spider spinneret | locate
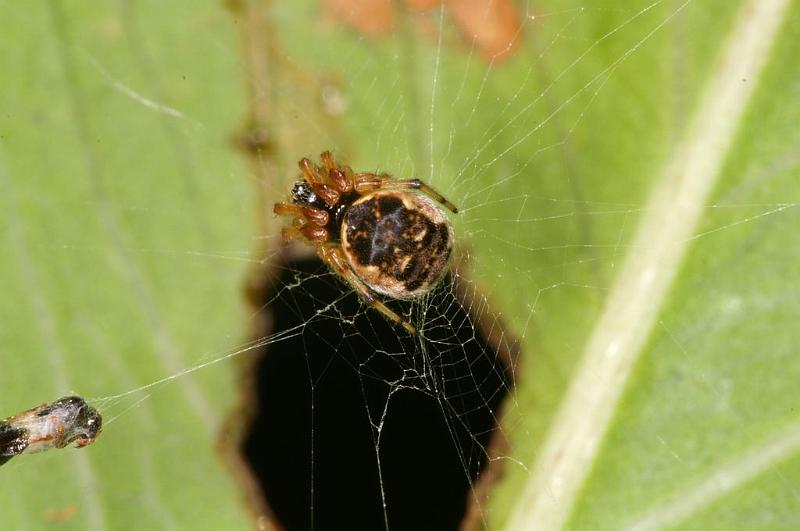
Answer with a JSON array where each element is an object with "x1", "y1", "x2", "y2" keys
[{"x1": 274, "y1": 151, "x2": 458, "y2": 334}]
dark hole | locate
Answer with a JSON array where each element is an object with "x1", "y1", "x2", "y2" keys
[{"x1": 242, "y1": 257, "x2": 511, "y2": 531}]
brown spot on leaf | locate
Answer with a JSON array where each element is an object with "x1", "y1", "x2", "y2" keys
[
  {"x1": 42, "y1": 505, "x2": 77, "y2": 523},
  {"x1": 324, "y1": 0, "x2": 394, "y2": 37},
  {"x1": 447, "y1": 0, "x2": 522, "y2": 62},
  {"x1": 325, "y1": 0, "x2": 523, "y2": 63}
]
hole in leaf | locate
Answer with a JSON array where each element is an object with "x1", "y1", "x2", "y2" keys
[{"x1": 240, "y1": 256, "x2": 514, "y2": 530}]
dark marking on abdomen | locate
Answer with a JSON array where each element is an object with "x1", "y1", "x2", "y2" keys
[{"x1": 344, "y1": 195, "x2": 452, "y2": 294}]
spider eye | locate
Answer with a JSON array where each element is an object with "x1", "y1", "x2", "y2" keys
[{"x1": 291, "y1": 181, "x2": 316, "y2": 206}]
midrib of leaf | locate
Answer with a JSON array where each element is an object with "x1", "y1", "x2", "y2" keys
[{"x1": 504, "y1": 0, "x2": 794, "y2": 529}]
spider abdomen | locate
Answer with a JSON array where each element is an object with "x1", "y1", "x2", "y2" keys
[{"x1": 342, "y1": 190, "x2": 454, "y2": 299}]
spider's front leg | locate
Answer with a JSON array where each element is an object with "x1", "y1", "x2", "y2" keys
[{"x1": 319, "y1": 245, "x2": 417, "y2": 334}]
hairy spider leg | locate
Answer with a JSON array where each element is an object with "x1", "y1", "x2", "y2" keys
[
  {"x1": 320, "y1": 150, "x2": 337, "y2": 171},
  {"x1": 318, "y1": 184, "x2": 342, "y2": 206},
  {"x1": 273, "y1": 202, "x2": 330, "y2": 226},
  {"x1": 297, "y1": 157, "x2": 340, "y2": 204},
  {"x1": 319, "y1": 245, "x2": 417, "y2": 334},
  {"x1": 353, "y1": 175, "x2": 459, "y2": 213},
  {"x1": 290, "y1": 157, "x2": 344, "y2": 208},
  {"x1": 281, "y1": 225, "x2": 328, "y2": 243},
  {"x1": 274, "y1": 202, "x2": 329, "y2": 241},
  {"x1": 315, "y1": 151, "x2": 354, "y2": 194},
  {"x1": 328, "y1": 167, "x2": 352, "y2": 192},
  {"x1": 299, "y1": 157, "x2": 327, "y2": 184}
]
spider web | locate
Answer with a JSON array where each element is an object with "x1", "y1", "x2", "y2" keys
[
  {"x1": 3, "y1": 0, "x2": 797, "y2": 529},
  {"x1": 226, "y1": 2, "x2": 688, "y2": 528}
]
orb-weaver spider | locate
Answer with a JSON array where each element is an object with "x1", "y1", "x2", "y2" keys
[{"x1": 274, "y1": 152, "x2": 458, "y2": 334}]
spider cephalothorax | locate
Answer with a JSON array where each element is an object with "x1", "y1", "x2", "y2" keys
[{"x1": 274, "y1": 151, "x2": 458, "y2": 334}]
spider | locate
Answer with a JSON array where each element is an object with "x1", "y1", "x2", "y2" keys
[{"x1": 274, "y1": 151, "x2": 458, "y2": 334}]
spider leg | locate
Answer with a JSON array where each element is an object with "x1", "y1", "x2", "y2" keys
[
  {"x1": 351, "y1": 173, "x2": 386, "y2": 194},
  {"x1": 392, "y1": 179, "x2": 458, "y2": 213},
  {"x1": 299, "y1": 157, "x2": 326, "y2": 184},
  {"x1": 273, "y1": 202, "x2": 303, "y2": 217},
  {"x1": 317, "y1": 151, "x2": 353, "y2": 193},
  {"x1": 281, "y1": 225, "x2": 328, "y2": 243},
  {"x1": 297, "y1": 157, "x2": 342, "y2": 205},
  {"x1": 300, "y1": 153, "x2": 348, "y2": 193},
  {"x1": 353, "y1": 175, "x2": 458, "y2": 213},
  {"x1": 319, "y1": 245, "x2": 417, "y2": 334},
  {"x1": 274, "y1": 202, "x2": 329, "y2": 226},
  {"x1": 320, "y1": 151, "x2": 337, "y2": 171}
]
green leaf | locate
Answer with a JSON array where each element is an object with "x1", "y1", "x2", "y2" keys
[
  {"x1": 1, "y1": 0, "x2": 797, "y2": 529},
  {"x1": 0, "y1": 1, "x2": 251, "y2": 528}
]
